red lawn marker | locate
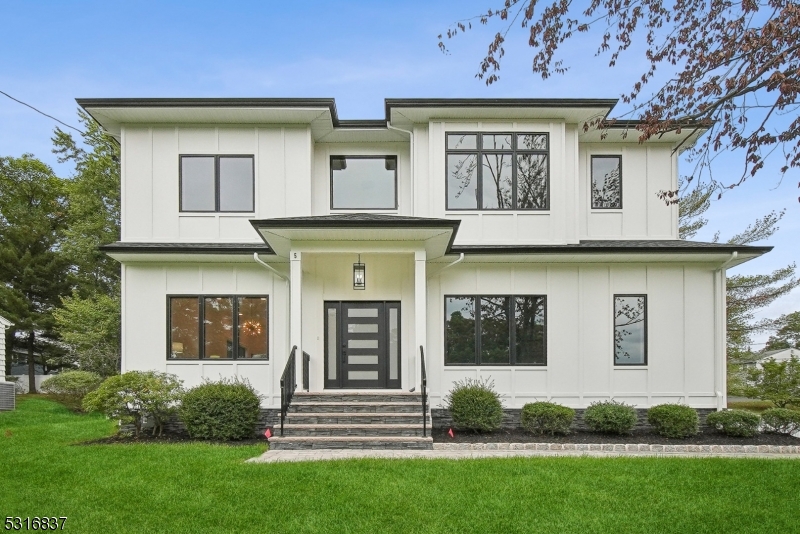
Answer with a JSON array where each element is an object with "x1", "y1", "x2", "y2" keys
[
  {"x1": 264, "y1": 428, "x2": 272, "y2": 439},
  {"x1": 448, "y1": 428, "x2": 454, "y2": 438}
]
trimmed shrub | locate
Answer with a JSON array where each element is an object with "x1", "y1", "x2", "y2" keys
[
  {"x1": 520, "y1": 402, "x2": 575, "y2": 435},
  {"x1": 41, "y1": 371, "x2": 103, "y2": 411},
  {"x1": 761, "y1": 408, "x2": 800, "y2": 435},
  {"x1": 584, "y1": 400, "x2": 638, "y2": 434},
  {"x1": 706, "y1": 409, "x2": 760, "y2": 437},
  {"x1": 647, "y1": 404, "x2": 699, "y2": 438},
  {"x1": 83, "y1": 371, "x2": 183, "y2": 436},
  {"x1": 180, "y1": 378, "x2": 262, "y2": 441},
  {"x1": 444, "y1": 377, "x2": 503, "y2": 432}
]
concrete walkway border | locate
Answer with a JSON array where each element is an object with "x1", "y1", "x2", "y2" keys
[{"x1": 248, "y1": 442, "x2": 800, "y2": 463}]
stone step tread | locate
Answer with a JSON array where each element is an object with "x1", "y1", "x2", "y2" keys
[
  {"x1": 292, "y1": 401, "x2": 422, "y2": 406},
  {"x1": 283, "y1": 423, "x2": 425, "y2": 429},
  {"x1": 270, "y1": 436, "x2": 433, "y2": 442},
  {"x1": 287, "y1": 412, "x2": 429, "y2": 417}
]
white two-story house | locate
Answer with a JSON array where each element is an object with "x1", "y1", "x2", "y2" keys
[{"x1": 81, "y1": 97, "x2": 769, "y2": 446}]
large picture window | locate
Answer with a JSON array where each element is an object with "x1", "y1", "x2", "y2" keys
[
  {"x1": 180, "y1": 155, "x2": 254, "y2": 212},
  {"x1": 446, "y1": 133, "x2": 549, "y2": 210},
  {"x1": 330, "y1": 156, "x2": 397, "y2": 210},
  {"x1": 168, "y1": 295, "x2": 268, "y2": 360},
  {"x1": 445, "y1": 295, "x2": 546, "y2": 365},
  {"x1": 591, "y1": 155, "x2": 622, "y2": 209},
  {"x1": 614, "y1": 295, "x2": 646, "y2": 365}
]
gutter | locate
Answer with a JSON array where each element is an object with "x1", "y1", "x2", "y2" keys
[
  {"x1": 253, "y1": 253, "x2": 289, "y2": 281},
  {"x1": 428, "y1": 253, "x2": 465, "y2": 279},
  {"x1": 386, "y1": 122, "x2": 413, "y2": 211},
  {"x1": 714, "y1": 251, "x2": 737, "y2": 411}
]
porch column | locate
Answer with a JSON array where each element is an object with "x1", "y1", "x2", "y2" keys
[
  {"x1": 290, "y1": 250, "x2": 302, "y2": 386},
  {"x1": 414, "y1": 250, "x2": 427, "y2": 388}
]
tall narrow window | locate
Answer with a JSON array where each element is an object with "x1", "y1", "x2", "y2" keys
[
  {"x1": 180, "y1": 155, "x2": 254, "y2": 212},
  {"x1": 330, "y1": 156, "x2": 397, "y2": 209},
  {"x1": 614, "y1": 295, "x2": 647, "y2": 365},
  {"x1": 514, "y1": 296, "x2": 546, "y2": 365},
  {"x1": 445, "y1": 297, "x2": 476, "y2": 364},
  {"x1": 237, "y1": 297, "x2": 268, "y2": 359},
  {"x1": 446, "y1": 132, "x2": 549, "y2": 210},
  {"x1": 591, "y1": 155, "x2": 622, "y2": 209},
  {"x1": 204, "y1": 297, "x2": 234, "y2": 359},
  {"x1": 170, "y1": 298, "x2": 200, "y2": 359}
]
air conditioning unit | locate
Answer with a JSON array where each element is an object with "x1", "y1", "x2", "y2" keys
[{"x1": 0, "y1": 382, "x2": 15, "y2": 411}]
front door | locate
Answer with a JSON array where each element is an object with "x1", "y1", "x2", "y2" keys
[{"x1": 324, "y1": 301, "x2": 401, "y2": 389}]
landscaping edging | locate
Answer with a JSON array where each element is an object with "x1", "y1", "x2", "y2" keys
[{"x1": 433, "y1": 442, "x2": 800, "y2": 454}]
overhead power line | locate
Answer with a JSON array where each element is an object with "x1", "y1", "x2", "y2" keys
[{"x1": 0, "y1": 89, "x2": 86, "y2": 135}]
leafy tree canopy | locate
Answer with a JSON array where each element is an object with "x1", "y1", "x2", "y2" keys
[
  {"x1": 440, "y1": 1, "x2": 800, "y2": 199},
  {"x1": 764, "y1": 311, "x2": 800, "y2": 350}
]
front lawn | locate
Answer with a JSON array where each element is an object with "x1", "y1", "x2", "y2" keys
[{"x1": 2, "y1": 399, "x2": 799, "y2": 534}]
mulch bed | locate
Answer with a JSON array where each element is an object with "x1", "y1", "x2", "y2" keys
[
  {"x1": 433, "y1": 428, "x2": 800, "y2": 446},
  {"x1": 78, "y1": 433, "x2": 268, "y2": 447}
]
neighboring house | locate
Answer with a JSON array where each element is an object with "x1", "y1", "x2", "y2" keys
[
  {"x1": 0, "y1": 314, "x2": 10, "y2": 379},
  {"x1": 742, "y1": 348, "x2": 800, "y2": 369},
  {"x1": 80, "y1": 97, "x2": 771, "y2": 426}
]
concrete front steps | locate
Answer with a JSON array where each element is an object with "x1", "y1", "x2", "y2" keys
[{"x1": 268, "y1": 391, "x2": 433, "y2": 450}]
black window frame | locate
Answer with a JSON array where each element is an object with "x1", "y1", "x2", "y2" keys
[
  {"x1": 590, "y1": 155, "x2": 623, "y2": 210},
  {"x1": 329, "y1": 155, "x2": 399, "y2": 211},
  {"x1": 166, "y1": 294, "x2": 269, "y2": 361},
  {"x1": 444, "y1": 294, "x2": 547, "y2": 366},
  {"x1": 445, "y1": 132, "x2": 550, "y2": 211},
  {"x1": 613, "y1": 294, "x2": 647, "y2": 366},
  {"x1": 179, "y1": 155, "x2": 255, "y2": 213}
]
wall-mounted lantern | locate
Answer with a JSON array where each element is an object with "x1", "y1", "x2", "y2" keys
[{"x1": 353, "y1": 254, "x2": 366, "y2": 290}]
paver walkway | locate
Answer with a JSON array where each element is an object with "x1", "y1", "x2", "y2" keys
[{"x1": 248, "y1": 443, "x2": 800, "y2": 463}]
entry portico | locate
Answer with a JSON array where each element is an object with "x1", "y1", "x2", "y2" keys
[{"x1": 250, "y1": 214, "x2": 459, "y2": 392}]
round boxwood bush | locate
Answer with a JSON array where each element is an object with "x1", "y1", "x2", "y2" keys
[
  {"x1": 520, "y1": 402, "x2": 575, "y2": 435},
  {"x1": 760, "y1": 408, "x2": 800, "y2": 435},
  {"x1": 583, "y1": 400, "x2": 638, "y2": 434},
  {"x1": 647, "y1": 404, "x2": 699, "y2": 438},
  {"x1": 444, "y1": 377, "x2": 503, "y2": 432},
  {"x1": 41, "y1": 370, "x2": 103, "y2": 411},
  {"x1": 706, "y1": 409, "x2": 760, "y2": 437},
  {"x1": 179, "y1": 378, "x2": 261, "y2": 440}
]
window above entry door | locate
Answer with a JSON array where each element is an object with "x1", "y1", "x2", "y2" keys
[{"x1": 330, "y1": 156, "x2": 398, "y2": 210}]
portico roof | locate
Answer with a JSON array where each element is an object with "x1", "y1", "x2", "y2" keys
[{"x1": 250, "y1": 214, "x2": 460, "y2": 259}]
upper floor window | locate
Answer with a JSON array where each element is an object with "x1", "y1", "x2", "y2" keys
[
  {"x1": 330, "y1": 156, "x2": 397, "y2": 210},
  {"x1": 445, "y1": 295, "x2": 547, "y2": 365},
  {"x1": 446, "y1": 133, "x2": 549, "y2": 210},
  {"x1": 180, "y1": 155, "x2": 254, "y2": 212},
  {"x1": 614, "y1": 295, "x2": 646, "y2": 365},
  {"x1": 591, "y1": 155, "x2": 622, "y2": 209}
]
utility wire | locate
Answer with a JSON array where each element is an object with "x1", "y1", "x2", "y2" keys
[{"x1": 0, "y1": 89, "x2": 86, "y2": 135}]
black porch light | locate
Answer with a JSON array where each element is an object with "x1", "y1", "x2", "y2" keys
[{"x1": 353, "y1": 254, "x2": 366, "y2": 290}]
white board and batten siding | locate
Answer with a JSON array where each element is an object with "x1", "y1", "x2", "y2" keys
[
  {"x1": 427, "y1": 262, "x2": 718, "y2": 409},
  {"x1": 121, "y1": 125, "x2": 314, "y2": 243},
  {"x1": 0, "y1": 315, "x2": 13, "y2": 410},
  {"x1": 0, "y1": 314, "x2": 10, "y2": 379},
  {"x1": 122, "y1": 263, "x2": 286, "y2": 407}
]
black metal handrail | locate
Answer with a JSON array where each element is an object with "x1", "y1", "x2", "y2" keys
[
  {"x1": 420, "y1": 345, "x2": 428, "y2": 437},
  {"x1": 280, "y1": 345, "x2": 298, "y2": 437},
  {"x1": 302, "y1": 351, "x2": 310, "y2": 391}
]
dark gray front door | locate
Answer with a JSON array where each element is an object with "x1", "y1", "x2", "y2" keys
[{"x1": 324, "y1": 301, "x2": 401, "y2": 389}]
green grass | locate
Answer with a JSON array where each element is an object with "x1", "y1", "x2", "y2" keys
[
  {"x1": 2, "y1": 398, "x2": 800, "y2": 533},
  {"x1": 728, "y1": 400, "x2": 800, "y2": 412}
]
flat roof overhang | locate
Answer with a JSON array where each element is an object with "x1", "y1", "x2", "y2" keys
[
  {"x1": 100, "y1": 242, "x2": 273, "y2": 263},
  {"x1": 250, "y1": 214, "x2": 460, "y2": 259}
]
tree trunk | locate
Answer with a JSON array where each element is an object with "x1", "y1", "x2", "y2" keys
[{"x1": 27, "y1": 330, "x2": 36, "y2": 394}]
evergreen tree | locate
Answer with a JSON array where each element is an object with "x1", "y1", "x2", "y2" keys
[{"x1": 0, "y1": 155, "x2": 72, "y2": 392}]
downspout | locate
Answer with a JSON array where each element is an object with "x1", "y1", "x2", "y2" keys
[
  {"x1": 714, "y1": 251, "x2": 737, "y2": 411},
  {"x1": 386, "y1": 122, "x2": 414, "y2": 213},
  {"x1": 253, "y1": 253, "x2": 289, "y2": 281},
  {"x1": 428, "y1": 253, "x2": 465, "y2": 279}
]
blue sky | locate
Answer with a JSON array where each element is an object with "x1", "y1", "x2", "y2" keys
[{"x1": 1, "y1": 1, "x2": 798, "y2": 346}]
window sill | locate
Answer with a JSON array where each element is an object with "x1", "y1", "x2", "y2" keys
[
  {"x1": 444, "y1": 210, "x2": 551, "y2": 215},
  {"x1": 444, "y1": 364, "x2": 548, "y2": 368},
  {"x1": 178, "y1": 212, "x2": 256, "y2": 217},
  {"x1": 590, "y1": 209, "x2": 623, "y2": 214},
  {"x1": 613, "y1": 366, "x2": 647, "y2": 369},
  {"x1": 166, "y1": 359, "x2": 270, "y2": 363}
]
